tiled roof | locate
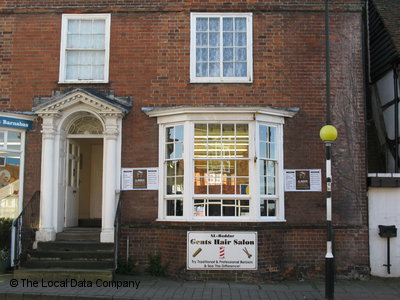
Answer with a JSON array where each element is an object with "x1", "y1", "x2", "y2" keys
[{"x1": 373, "y1": 0, "x2": 400, "y2": 54}]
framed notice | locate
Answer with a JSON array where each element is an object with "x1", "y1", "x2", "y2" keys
[
  {"x1": 121, "y1": 168, "x2": 158, "y2": 190},
  {"x1": 187, "y1": 231, "x2": 257, "y2": 270},
  {"x1": 284, "y1": 169, "x2": 321, "y2": 192}
]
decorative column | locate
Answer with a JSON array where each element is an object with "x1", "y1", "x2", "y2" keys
[
  {"x1": 100, "y1": 114, "x2": 121, "y2": 243},
  {"x1": 36, "y1": 115, "x2": 58, "y2": 242}
]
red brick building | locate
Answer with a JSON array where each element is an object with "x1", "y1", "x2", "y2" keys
[{"x1": 0, "y1": 0, "x2": 369, "y2": 281}]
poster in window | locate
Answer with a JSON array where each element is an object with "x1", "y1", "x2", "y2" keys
[{"x1": 0, "y1": 157, "x2": 5, "y2": 167}]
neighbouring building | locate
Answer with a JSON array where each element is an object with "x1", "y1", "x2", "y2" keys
[
  {"x1": 0, "y1": 0, "x2": 369, "y2": 281},
  {"x1": 367, "y1": 0, "x2": 400, "y2": 278}
]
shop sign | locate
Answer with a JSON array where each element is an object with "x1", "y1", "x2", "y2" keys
[
  {"x1": 284, "y1": 169, "x2": 321, "y2": 191},
  {"x1": 0, "y1": 116, "x2": 33, "y2": 130},
  {"x1": 121, "y1": 168, "x2": 158, "y2": 190},
  {"x1": 187, "y1": 231, "x2": 257, "y2": 270}
]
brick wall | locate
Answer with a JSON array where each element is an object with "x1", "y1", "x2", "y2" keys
[{"x1": 0, "y1": 0, "x2": 368, "y2": 280}]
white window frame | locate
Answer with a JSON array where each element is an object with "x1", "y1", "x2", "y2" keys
[
  {"x1": 150, "y1": 107, "x2": 291, "y2": 222},
  {"x1": 59, "y1": 14, "x2": 111, "y2": 84},
  {"x1": 190, "y1": 12, "x2": 253, "y2": 83}
]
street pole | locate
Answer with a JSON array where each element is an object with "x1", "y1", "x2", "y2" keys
[
  {"x1": 325, "y1": 141, "x2": 334, "y2": 299},
  {"x1": 323, "y1": 0, "x2": 334, "y2": 297}
]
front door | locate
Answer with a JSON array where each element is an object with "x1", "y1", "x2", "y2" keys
[{"x1": 65, "y1": 139, "x2": 80, "y2": 227}]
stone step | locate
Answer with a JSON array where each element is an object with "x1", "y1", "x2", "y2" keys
[
  {"x1": 63, "y1": 227, "x2": 101, "y2": 232},
  {"x1": 21, "y1": 259, "x2": 114, "y2": 269},
  {"x1": 14, "y1": 268, "x2": 113, "y2": 281},
  {"x1": 37, "y1": 241, "x2": 114, "y2": 252},
  {"x1": 56, "y1": 231, "x2": 100, "y2": 242},
  {"x1": 28, "y1": 250, "x2": 113, "y2": 261}
]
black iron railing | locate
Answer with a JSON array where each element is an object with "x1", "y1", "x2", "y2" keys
[
  {"x1": 114, "y1": 191, "x2": 124, "y2": 271},
  {"x1": 12, "y1": 191, "x2": 40, "y2": 267}
]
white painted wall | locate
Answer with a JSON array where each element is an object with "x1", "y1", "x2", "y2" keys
[{"x1": 369, "y1": 187, "x2": 400, "y2": 277}]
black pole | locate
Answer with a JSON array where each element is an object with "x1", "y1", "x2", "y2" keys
[
  {"x1": 325, "y1": 0, "x2": 331, "y2": 125},
  {"x1": 324, "y1": 0, "x2": 334, "y2": 299}
]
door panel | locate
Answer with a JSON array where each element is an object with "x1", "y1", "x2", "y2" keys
[{"x1": 65, "y1": 140, "x2": 80, "y2": 227}]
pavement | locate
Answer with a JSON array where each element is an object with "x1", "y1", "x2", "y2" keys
[{"x1": 1, "y1": 273, "x2": 400, "y2": 300}]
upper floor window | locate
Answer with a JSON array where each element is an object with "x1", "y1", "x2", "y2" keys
[
  {"x1": 59, "y1": 14, "x2": 111, "y2": 83},
  {"x1": 190, "y1": 13, "x2": 253, "y2": 83}
]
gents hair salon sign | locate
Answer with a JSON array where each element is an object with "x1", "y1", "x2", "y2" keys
[{"x1": 187, "y1": 231, "x2": 257, "y2": 270}]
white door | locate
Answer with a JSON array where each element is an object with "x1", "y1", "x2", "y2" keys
[{"x1": 65, "y1": 139, "x2": 80, "y2": 227}]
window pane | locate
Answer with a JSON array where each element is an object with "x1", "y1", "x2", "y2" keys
[
  {"x1": 223, "y1": 63, "x2": 234, "y2": 76},
  {"x1": 223, "y1": 18, "x2": 233, "y2": 31},
  {"x1": 209, "y1": 203, "x2": 221, "y2": 216},
  {"x1": 268, "y1": 200, "x2": 276, "y2": 216},
  {"x1": 235, "y1": 62, "x2": 247, "y2": 77},
  {"x1": 196, "y1": 63, "x2": 208, "y2": 77},
  {"x1": 236, "y1": 160, "x2": 248, "y2": 176},
  {"x1": 92, "y1": 34, "x2": 105, "y2": 49},
  {"x1": 194, "y1": 160, "x2": 207, "y2": 175},
  {"x1": 196, "y1": 48, "x2": 208, "y2": 61},
  {"x1": 166, "y1": 161, "x2": 175, "y2": 176},
  {"x1": 223, "y1": 32, "x2": 233, "y2": 46},
  {"x1": 195, "y1": 124, "x2": 207, "y2": 140},
  {"x1": 223, "y1": 206, "x2": 235, "y2": 216},
  {"x1": 235, "y1": 32, "x2": 246, "y2": 46},
  {"x1": 92, "y1": 20, "x2": 105, "y2": 34},
  {"x1": 166, "y1": 144, "x2": 174, "y2": 159},
  {"x1": 196, "y1": 33, "x2": 208, "y2": 46},
  {"x1": 7, "y1": 132, "x2": 21, "y2": 151},
  {"x1": 236, "y1": 124, "x2": 248, "y2": 138},
  {"x1": 68, "y1": 20, "x2": 79, "y2": 34},
  {"x1": 236, "y1": 48, "x2": 247, "y2": 61},
  {"x1": 209, "y1": 32, "x2": 220, "y2": 47},
  {"x1": 166, "y1": 200, "x2": 175, "y2": 216},
  {"x1": 208, "y1": 124, "x2": 220, "y2": 137},
  {"x1": 222, "y1": 160, "x2": 235, "y2": 176},
  {"x1": 66, "y1": 66, "x2": 79, "y2": 80},
  {"x1": 92, "y1": 66, "x2": 104, "y2": 80},
  {"x1": 166, "y1": 127, "x2": 175, "y2": 143},
  {"x1": 196, "y1": 18, "x2": 208, "y2": 31},
  {"x1": 80, "y1": 20, "x2": 92, "y2": 33},
  {"x1": 67, "y1": 34, "x2": 80, "y2": 48},
  {"x1": 260, "y1": 142, "x2": 267, "y2": 158},
  {"x1": 209, "y1": 48, "x2": 220, "y2": 61},
  {"x1": 222, "y1": 124, "x2": 234, "y2": 139},
  {"x1": 175, "y1": 126, "x2": 184, "y2": 142},
  {"x1": 166, "y1": 177, "x2": 174, "y2": 195},
  {"x1": 209, "y1": 63, "x2": 220, "y2": 77},
  {"x1": 209, "y1": 18, "x2": 220, "y2": 31},
  {"x1": 222, "y1": 177, "x2": 235, "y2": 194},
  {"x1": 0, "y1": 132, "x2": 4, "y2": 148},
  {"x1": 236, "y1": 177, "x2": 249, "y2": 194},
  {"x1": 235, "y1": 18, "x2": 246, "y2": 31},
  {"x1": 267, "y1": 176, "x2": 275, "y2": 195},
  {"x1": 176, "y1": 200, "x2": 183, "y2": 216},
  {"x1": 194, "y1": 177, "x2": 207, "y2": 194},
  {"x1": 79, "y1": 66, "x2": 92, "y2": 79},
  {"x1": 223, "y1": 48, "x2": 234, "y2": 62},
  {"x1": 269, "y1": 127, "x2": 277, "y2": 142},
  {"x1": 260, "y1": 125, "x2": 267, "y2": 142},
  {"x1": 176, "y1": 176, "x2": 184, "y2": 194}
]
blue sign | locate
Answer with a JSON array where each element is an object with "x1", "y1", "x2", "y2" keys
[{"x1": 0, "y1": 117, "x2": 33, "y2": 130}]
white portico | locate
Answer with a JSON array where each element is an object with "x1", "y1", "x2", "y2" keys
[{"x1": 34, "y1": 88, "x2": 131, "y2": 243}]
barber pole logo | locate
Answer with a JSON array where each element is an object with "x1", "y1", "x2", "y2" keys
[{"x1": 219, "y1": 247, "x2": 225, "y2": 259}]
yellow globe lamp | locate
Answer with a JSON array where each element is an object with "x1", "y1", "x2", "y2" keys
[{"x1": 320, "y1": 125, "x2": 338, "y2": 143}]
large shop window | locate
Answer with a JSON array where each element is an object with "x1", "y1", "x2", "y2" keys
[
  {"x1": 0, "y1": 130, "x2": 25, "y2": 219},
  {"x1": 59, "y1": 14, "x2": 111, "y2": 83},
  {"x1": 190, "y1": 13, "x2": 253, "y2": 83},
  {"x1": 147, "y1": 108, "x2": 292, "y2": 222}
]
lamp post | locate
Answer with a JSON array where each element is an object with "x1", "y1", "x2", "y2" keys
[{"x1": 320, "y1": 124, "x2": 338, "y2": 300}]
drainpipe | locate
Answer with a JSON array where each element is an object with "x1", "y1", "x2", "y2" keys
[{"x1": 394, "y1": 63, "x2": 399, "y2": 172}]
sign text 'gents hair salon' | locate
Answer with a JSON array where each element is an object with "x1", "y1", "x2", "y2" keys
[{"x1": 187, "y1": 232, "x2": 257, "y2": 270}]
